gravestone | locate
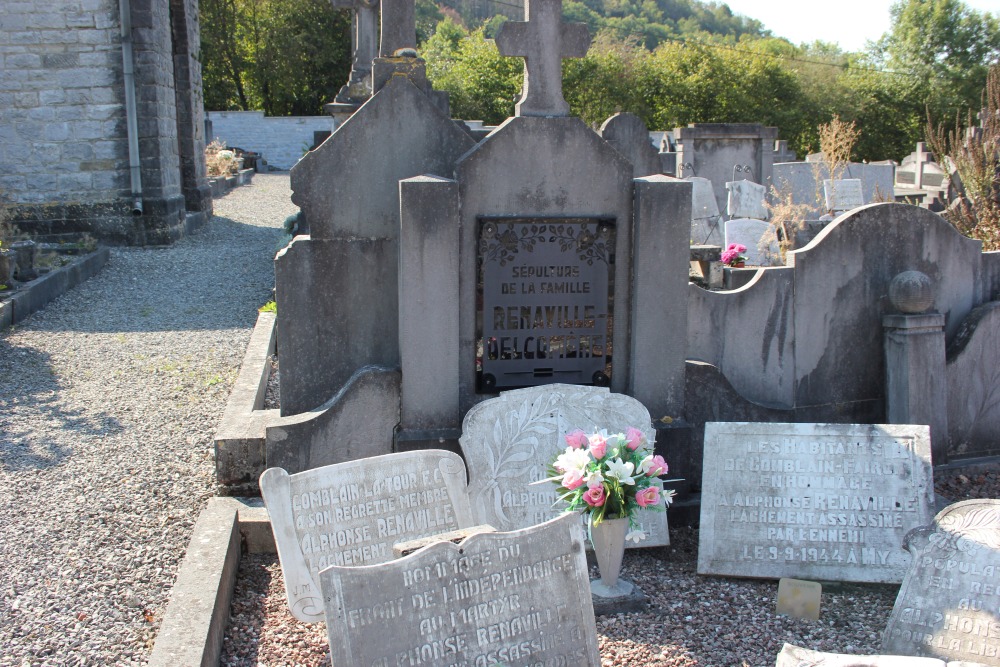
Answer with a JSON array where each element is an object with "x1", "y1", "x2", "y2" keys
[
  {"x1": 320, "y1": 513, "x2": 601, "y2": 667},
  {"x1": 459, "y1": 384, "x2": 670, "y2": 546},
  {"x1": 686, "y1": 176, "x2": 723, "y2": 245},
  {"x1": 725, "y1": 218, "x2": 781, "y2": 266},
  {"x1": 259, "y1": 451, "x2": 475, "y2": 622},
  {"x1": 698, "y1": 422, "x2": 935, "y2": 583},
  {"x1": 882, "y1": 499, "x2": 1000, "y2": 664},
  {"x1": 726, "y1": 179, "x2": 768, "y2": 219},
  {"x1": 772, "y1": 163, "x2": 895, "y2": 217},
  {"x1": 600, "y1": 112, "x2": 662, "y2": 178},
  {"x1": 494, "y1": 0, "x2": 590, "y2": 117},
  {"x1": 824, "y1": 178, "x2": 865, "y2": 212},
  {"x1": 776, "y1": 644, "x2": 977, "y2": 666}
]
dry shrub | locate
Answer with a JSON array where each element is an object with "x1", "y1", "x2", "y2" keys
[
  {"x1": 927, "y1": 64, "x2": 1000, "y2": 251},
  {"x1": 812, "y1": 116, "x2": 861, "y2": 210},
  {"x1": 765, "y1": 184, "x2": 815, "y2": 263},
  {"x1": 205, "y1": 139, "x2": 238, "y2": 178}
]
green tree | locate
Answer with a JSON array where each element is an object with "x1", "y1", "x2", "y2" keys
[
  {"x1": 872, "y1": 0, "x2": 1000, "y2": 115},
  {"x1": 200, "y1": 0, "x2": 352, "y2": 115}
]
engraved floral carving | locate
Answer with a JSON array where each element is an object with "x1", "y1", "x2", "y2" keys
[{"x1": 478, "y1": 220, "x2": 614, "y2": 267}]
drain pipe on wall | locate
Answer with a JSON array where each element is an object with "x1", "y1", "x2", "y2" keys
[{"x1": 119, "y1": 0, "x2": 143, "y2": 216}]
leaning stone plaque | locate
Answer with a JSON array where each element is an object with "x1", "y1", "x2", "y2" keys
[
  {"x1": 882, "y1": 500, "x2": 1000, "y2": 664},
  {"x1": 775, "y1": 643, "x2": 976, "y2": 666},
  {"x1": 321, "y1": 513, "x2": 601, "y2": 667},
  {"x1": 477, "y1": 217, "x2": 614, "y2": 391},
  {"x1": 823, "y1": 178, "x2": 864, "y2": 211},
  {"x1": 260, "y1": 451, "x2": 474, "y2": 622},
  {"x1": 698, "y1": 422, "x2": 934, "y2": 583},
  {"x1": 460, "y1": 384, "x2": 670, "y2": 547}
]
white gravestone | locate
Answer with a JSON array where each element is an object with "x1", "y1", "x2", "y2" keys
[
  {"x1": 823, "y1": 178, "x2": 865, "y2": 211},
  {"x1": 320, "y1": 513, "x2": 601, "y2": 667},
  {"x1": 698, "y1": 422, "x2": 935, "y2": 583},
  {"x1": 776, "y1": 643, "x2": 981, "y2": 667},
  {"x1": 459, "y1": 384, "x2": 670, "y2": 547},
  {"x1": 260, "y1": 451, "x2": 475, "y2": 622},
  {"x1": 725, "y1": 218, "x2": 781, "y2": 266},
  {"x1": 882, "y1": 500, "x2": 1000, "y2": 665},
  {"x1": 685, "y1": 176, "x2": 723, "y2": 245},
  {"x1": 726, "y1": 180, "x2": 768, "y2": 220}
]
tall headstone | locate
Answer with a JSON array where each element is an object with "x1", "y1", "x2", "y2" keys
[
  {"x1": 320, "y1": 514, "x2": 601, "y2": 667},
  {"x1": 726, "y1": 179, "x2": 768, "y2": 219},
  {"x1": 600, "y1": 112, "x2": 662, "y2": 177},
  {"x1": 882, "y1": 500, "x2": 1000, "y2": 664},
  {"x1": 494, "y1": 0, "x2": 590, "y2": 117},
  {"x1": 698, "y1": 422, "x2": 936, "y2": 584},
  {"x1": 685, "y1": 176, "x2": 723, "y2": 245},
  {"x1": 725, "y1": 218, "x2": 781, "y2": 266}
]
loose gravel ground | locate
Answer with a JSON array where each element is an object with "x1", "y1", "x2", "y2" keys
[{"x1": 0, "y1": 174, "x2": 294, "y2": 666}]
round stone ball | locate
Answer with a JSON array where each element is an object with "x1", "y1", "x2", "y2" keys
[{"x1": 889, "y1": 271, "x2": 934, "y2": 314}]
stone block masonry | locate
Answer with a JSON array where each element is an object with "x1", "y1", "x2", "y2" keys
[{"x1": 207, "y1": 112, "x2": 336, "y2": 171}]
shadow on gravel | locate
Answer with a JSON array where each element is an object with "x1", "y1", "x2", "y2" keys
[
  {"x1": 0, "y1": 340, "x2": 123, "y2": 472},
  {"x1": 20, "y1": 216, "x2": 284, "y2": 335}
]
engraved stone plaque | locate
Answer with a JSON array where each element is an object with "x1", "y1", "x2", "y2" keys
[
  {"x1": 321, "y1": 513, "x2": 601, "y2": 667},
  {"x1": 459, "y1": 384, "x2": 670, "y2": 547},
  {"x1": 477, "y1": 217, "x2": 614, "y2": 391},
  {"x1": 882, "y1": 499, "x2": 1000, "y2": 664},
  {"x1": 260, "y1": 451, "x2": 474, "y2": 622},
  {"x1": 698, "y1": 422, "x2": 935, "y2": 583},
  {"x1": 823, "y1": 178, "x2": 864, "y2": 211}
]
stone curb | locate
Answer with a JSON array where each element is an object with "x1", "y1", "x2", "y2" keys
[
  {"x1": 148, "y1": 497, "x2": 274, "y2": 667},
  {"x1": 0, "y1": 247, "x2": 110, "y2": 331}
]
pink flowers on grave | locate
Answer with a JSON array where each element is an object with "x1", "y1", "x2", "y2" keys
[
  {"x1": 583, "y1": 484, "x2": 606, "y2": 507},
  {"x1": 564, "y1": 429, "x2": 588, "y2": 449},
  {"x1": 538, "y1": 427, "x2": 678, "y2": 541},
  {"x1": 636, "y1": 486, "x2": 661, "y2": 508},
  {"x1": 721, "y1": 243, "x2": 747, "y2": 267}
]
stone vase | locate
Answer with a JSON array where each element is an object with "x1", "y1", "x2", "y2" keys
[{"x1": 590, "y1": 516, "x2": 633, "y2": 598}]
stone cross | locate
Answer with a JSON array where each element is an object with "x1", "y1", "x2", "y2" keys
[
  {"x1": 495, "y1": 0, "x2": 590, "y2": 117},
  {"x1": 378, "y1": 0, "x2": 415, "y2": 57}
]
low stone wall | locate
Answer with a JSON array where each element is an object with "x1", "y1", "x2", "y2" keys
[{"x1": 207, "y1": 111, "x2": 335, "y2": 171}]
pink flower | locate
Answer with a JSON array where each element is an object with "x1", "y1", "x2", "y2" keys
[
  {"x1": 589, "y1": 435, "x2": 608, "y2": 459},
  {"x1": 583, "y1": 484, "x2": 606, "y2": 507},
  {"x1": 635, "y1": 486, "x2": 661, "y2": 508},
  {"x1": 562, "y1": 468, "x2": 585, "y2": 490},
  {"x1": 642, "y1": 454, "x2": 668, "y2": 477},
  {"x1": 624, "y1": 427, "x2": 645, "y2": 450},
  {"x1": 564, "y1": 429, "x2": 588, "y2": 449}
]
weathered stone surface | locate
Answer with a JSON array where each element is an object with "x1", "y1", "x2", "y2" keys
[
  {"x1": 882, "y1": 500, "x2": 1000, "y2": 664},
  {"x1": 945, "y1": 302, "x2": 1000, "y2": 459},
  {"x1": 772, "y1": 162, "x2": 895, "y2": 217},
  {"x1": 320, "y1": 514, "x2": 600, "y2": 666},
  {"x1": 274, "y1": 236, "x2": 399, "y2": 415},
  {"x1": 459, "y1": 385, "x2": 670, "y2": 546},
  {"x1": 685, "y1": 176, "x2": 723, "y2": 245},
  {"x1": 265, "y1": 366, "x2": 400, "y2": 474},
  {"x1": 601, "y1": 112, "x2": 662, "y2": 178},
  {"x1": 455, "y1": 116, "x2": 634, "y2": 409},
  {"x1": 776, "y1": 643, "x2": 966, "y2": 666},
  {"x1": 726, "y1": 179, "x2": 768, "y2": 219},
  {"x1": 290, "y1": 76, "x2": 475, "y2": 240},
  {"x1": 698, "y1": 422, "x2": 934, "y2": 583},
  {"x1": 260, "y1": 450, "x2": 474, "y2": 623},
  {"x1": 725, "y1": 218, "x2": 781, "y2": 266},
  {"x1": 494, "y1": 0, "x2": 589, "y2": 117}
]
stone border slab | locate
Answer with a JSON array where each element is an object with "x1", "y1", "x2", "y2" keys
[{"x1": 0, "y1": 247, "x2": 110, "y2": 331}]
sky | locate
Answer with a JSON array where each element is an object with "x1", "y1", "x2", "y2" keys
[{"x1": 719, "y1": 0, "x2": 1000, "y2": 53}]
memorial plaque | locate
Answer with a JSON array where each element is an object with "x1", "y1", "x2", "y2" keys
[
  {"x1": 460, "y1": 384, "x2": 670, "y2": 547},
  {"x1": 260, "y1": 451, "x2": 474, "y2": 622},
  {"x1": 698, "y1": 422, "x2": 935, "y2": 583},
  {"x1": 882, "y1": 500, "x2": 1000, "y2": 665},
  {"x1": 321, "y1": 513, "x2": 601, "y2": 667},
  {"x1": 477, "y1": 217, "x2": 614, "y2": 391},
  {"x1": 823, "y1": 178, "x2": 864, "y2": 211},
  {"x1": 776, "y1": 643, "x2": 959, "y2": 666}
]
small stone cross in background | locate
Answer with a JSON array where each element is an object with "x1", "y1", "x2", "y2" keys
[{"x1": 495, "y1": 0, "x2": 590, "y2": 117}]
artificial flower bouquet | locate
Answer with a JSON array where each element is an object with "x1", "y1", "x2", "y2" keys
[
  {"x1": 721, "y1": 243, "x2": 747, "y2": 267},
  {"x1": 541, "y1": 427, "x2": 675, "y2": 542}
]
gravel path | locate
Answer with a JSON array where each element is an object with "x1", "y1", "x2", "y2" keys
[{"x1": 0, "y1": 174, "x2": 294, "y2": 666}]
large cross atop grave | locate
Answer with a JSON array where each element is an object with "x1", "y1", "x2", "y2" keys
[
  {"x1": 495, "y1": 0, "x2": 590, "y2": 117},
  {"x1": 378, "y1": 0, "x2": 415, "y2": 57}
]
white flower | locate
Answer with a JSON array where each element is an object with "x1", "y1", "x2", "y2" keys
[
  {"x1": 604, "y1": 458, "x2": 635, "y2": 485},
  {"x1": 638, "y1": 454, "x2": 654, "y2": 474},
  {"x1": 626, "y1": 529, "x2": 646, "y2": 543},
  {"x1": 585, "y1": 470, "x2": 604, "y2": 489},
  {"x1": 553, "y1": 446, "x2": 591, "y2": 473}
]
